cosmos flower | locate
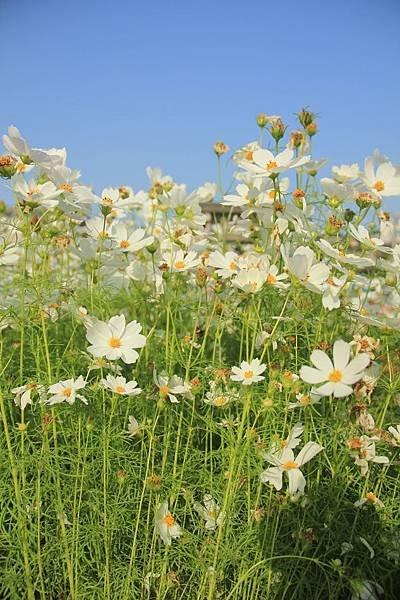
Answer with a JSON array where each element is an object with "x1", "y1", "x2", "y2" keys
[
  {"x1": 47, "y1": 376, "x2": 87, "y2": 405},
  {"x1": 260, "y1": 440, "x2": 323, "y2": 495},
  {"x1": 86, "y1": 314, "x2": 146, "y2": 364},
  {"x1": 230, "y1": 358, "x2": 266, "y2": 385},
  {"x1": 100, "y1": 374, "x2": 142, "y2": 396},
  {"x1": 155, "y1": 501, "x2": 182, "y2": 545},
  {"x1": 194, "y1": 495, "x2": 224, "y2": 530},
  {"x1": 300, "y1": 340, "x2": 370, "y2": 398}
]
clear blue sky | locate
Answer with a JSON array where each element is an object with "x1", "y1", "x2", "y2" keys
[{"x1": 1, "y1": 0, "x2": 399, "y2": 201}]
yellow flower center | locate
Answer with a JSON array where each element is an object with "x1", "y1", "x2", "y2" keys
[
  {"x1": 59, "y1": 183, "x2": 73, "y2": 193},
  {"x1": 174, "y1": 260, "x2": 185, "y2": 269},
  {"x1": 268, "y1": 189, "x2": 277, "y2": 199},
  {"x1": 119, "y1": 240, "x2": 130, "y2": 249},
  {"x1": 266, "y1": 273, "x2": 277, "y2": 284},
  {"x1": 108, "y1": 337, "x2": 121, "y2": 348},
  {"x1": 245, "y1": 151, "x2": 253, "y2": 161},
  {"x1": 115, "y1": 385, "x2": 126, "y2": 393},
  {"x1": 159, "y1": 385, "x2": 170, "y2": 395},
  {"x1": 62, "y1": 387, "x2": 72, "y2": 397},
  {"x1": 163, "y1": 513, "x2": 175, "y2": 527},
  {"x1": 214, "y1": 395, "x2": 228, "y2": 406},
  {"x1": 266, "y1": 161, "x2": 278, "y2": 170},
  {"x1": 282, "y1": 460, "x2": 298, "y2": 470},
  {"x1": 229, "y1": 261, "x2": 237, "y2": 271},
  {"x1": 102, "y1": 196, "x2": 113, "y2": 206},
  {"x1": 366, "y1": 492, "x2": 377, "y2": 503},
  {"x1": 373, "y1": 180, "x2": 385, "y2": 192},
  {"x1": 243, "y1": 370, "x2": 254, "y2": 379},
  {"x1": 299, "y1": 394, "x2": 311, "y2": 406},
  {"x1": 328, "y1": 369, "x2": 343, "y2": 382}
]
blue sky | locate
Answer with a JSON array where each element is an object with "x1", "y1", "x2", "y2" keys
[{"x1": 1, "y1": 0, "x2": 400, "y2": 203}]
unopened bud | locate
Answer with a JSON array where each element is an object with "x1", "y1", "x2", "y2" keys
[
  {"x1": 269, "y1": 118, "x2": 287, "y2": 142},
  {"x1": 214, "y1": 141, "x2": 229, "y2": 157},
  {"x1": 306, "y1": 122, "x2": 318, "y2": 137},
  {"x1": 195, "y1": 266, "x2": 208, "y2": 287},
  {"x1": 298, "y1": 107, "x2": 315, "y2": 128},
  {"x1": 290, "y1": 130, "x2": 305, "y2": 148},
  {"x1": 325, "y1": 215, "x2": 344, "y2": 235},
  {"x1": 344, "y1": 209, "x2": 355, "y2": 222},
  {"x1": 256, "y1": 113, "x2": 269, "y2": 128},
  {"x1": 0, "y1": 155, "x2": 17, "y2": 178},
  {"x1": 292, "y1": 188, "x2": 305, "y2": 208}
]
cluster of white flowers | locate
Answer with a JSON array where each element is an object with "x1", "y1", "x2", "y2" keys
[{"x1": 1, "y1": 112, "x2": 399, "y2": 589}]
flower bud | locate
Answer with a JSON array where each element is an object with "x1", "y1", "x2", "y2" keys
[
  {"x1": 356, "y1": 192, "x2": 381, "y2": 210},
  {"x1": 344, "y1": 208, "x2": 355, "y2": 222},
  {"x1": 195, "y1": 266, "x2": 208, "y2": 287},
  {"x1": 297, "y1": 107, "x2": 315, "y2": 128},
  {"x1": 306, "y1": 122, "x2": 318, "y2": 137},
  {"x1": 256, "y1": 113, "x2": 269, "y2": 128},
  {"x1": 292, "y1": 188, "x2": 305, "y2": 208},
  {"x1": 290, "y1": 130, "x2": 305, "y2": 149},
  {"x1": 269, "y1": 118, "x2": 287, "y2": 142},
  {"x1": 325, "y1": 215, "x2": 344, "y2": 235},
  {"x1": 0, "y1": 155, "x2": 17, "y2": 178},
  {"x1": 146, "y1": 238, "x2": 160, "y2": 255},
  {"x1": 214, "y1": 141, "x2": 229, "y2": 156}
]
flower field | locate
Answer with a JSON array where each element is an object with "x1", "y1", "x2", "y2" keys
[{"x1": 0, "y1": 110, "x2": 400, "y2": 599}]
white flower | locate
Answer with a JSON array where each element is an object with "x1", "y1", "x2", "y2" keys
[
  {"x1": 100, "y1": 374, "x2": 142, "y2": 396},
  {"x1": 354, "y1": 492, "x2": 384, "y2": 509},
  {"x1": 111, "y1": 223, "x2": 154, "y2": 253},
  {"x1": 126, "y1": 416, "x2": 141, "y2": 436},
  {"x1": 155, "y1": 501, "x2": 181, "y2": 545},
  {"x1": 362, "y1": 156, "x2": 400, "y2": 197},
  {"x1": 300, "y1": 340, "x2": 370, "y2": 398},
  {"x1": 47, "y1": 376, "x2": 87, "y2": 405},
  {"x1": 11, "y1": 383, "x2": 47, "y2": 410},
  {"x1": 316, "y1": 239, "x2": 376, "y2": 268},
  {"x1": 348, "y1": 436, "x2": 389, "y2": 476},
  {"x1": 288, "y1": 391, "x2": 321, "y2": 410},
  {"x1": 11, "y1": 174, "x2": 62, "y2": 209},
  {"x1": 348, "y1": 224, "x2": 391, "y2": 253},
  {"x1": 194, "y1": 494, "x2": 224, "y2": 530},
  {"x1": 86, "y1": 314, "x2": 146, "y2": 364},
  {"x1": 388, "y1": 424, "x2": 400, "y2": 446},
  {"x1": 350, "y1": 579, "x2": 384, "y2": 600},
  {"x1": 162, "y1": 248, "x2": 200, "y2": 272},
  {"x1": 281, "y1": 245, "x2": 330, "y2": 291},
  {"x1": 239, "y1": 148, "x2": 310, "y2": 177},
  {"x1": 207, "y1": 250, "x2": 239, "y2": 278},
  {"x1": 232, "y1": 268, "x2": 266, "y2": 294},
  {"x1": 153, "y1": 372, "x2": 192, "y2": 403},
  {"x1": 230, "y1": 358, "x2": 266, "y2": 385},
  {"x1": 2, "y1": 125, "x2": 30, "y2": 158},
  {"x1": 332, "y1": 163, "x2": 360, "y2": 183},
  {"x1": 260, "y1": 440, "x2": 323, "y2": 495},
  {"x1": 262, "y1": 423, "x2": 304, "y2": 458}
]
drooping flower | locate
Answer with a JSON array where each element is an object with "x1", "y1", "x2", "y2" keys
[
  {"x1": 47, "y1": 376, "x2": 87, "y2": 405},
  {"x1": 347, "y1": 436, "x2": 389, "y2": 475},
  {"x1": 300, "y1": 340, "x2": 370, "y2": 398},
  {"x1": 86, "y1": 315, "x2": 146, "y2": 364},
  {"x1": 126, "y1": 416, "x2": 141, "y2": 437},
  {"x1": 155, "y1": 501, "x2": 182, "y2": 545},
  {"x1": 354, "y1": 492, "x2": 384, "y2": 509},
  {"x1": 230, "y1": 358, "x2": 266, "y2": 385},
  {"x1": 11, "y1": 382, "x2": 47, "y2": 410},
  {"x1": 194, "y1": 495, "x2": 224, "y2": 530}
]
